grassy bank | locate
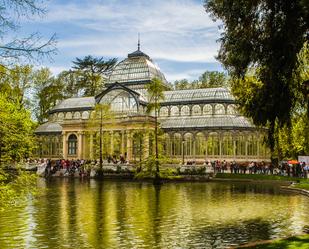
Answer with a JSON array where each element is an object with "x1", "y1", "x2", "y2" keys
[
  {"x1": 236, "y1": 234, "x2": 309, "y2": 249},
  {"x1": 293, "y1": 182, "x2": 309, "y2": 191},
  {"x1": 215, "y1": 173, "x2": 308, "y2": 183}
]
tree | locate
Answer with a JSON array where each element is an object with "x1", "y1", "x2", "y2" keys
[
  {"x1": 72, "y1": 56, "x2": 117, "y2": 96},
  {"x1": 199, "y1": 71, "x2": 227, "y2": 88},
  {"x1": 0, "y1": 0, "x2": 56, "y2": 64},
  {"x1": 174, "y1": 79, "x2": 191, "y2": 90},
  {"x1": 146, "y1": 78, "x2": 166, "y2": 182},
  {"x1": 173, "y1": 71, "x2": 228, "y2": 90},
  {"x1": 33, "y1": 68, "x2": 66, "y2": 123},
  {"x1": 0, "y1": 92, "x2": 35, "y2": 165},
  {"x1": 205, "y1": 0, "x2": 309, "y2": 153},
  {"x1": 87, "y1": 103, "x2": 114, "y2": 176}
]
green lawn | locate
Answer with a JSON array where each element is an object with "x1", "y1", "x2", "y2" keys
[
  {"x1": 236, "y1": 234, "x2": 309, "y2": 249},
  {"x1": 215, "y1": 173, "x2": 308, "y2": 183},
  {"x1": 293, "y1": 182, "x2": 309, "y2": 191}
]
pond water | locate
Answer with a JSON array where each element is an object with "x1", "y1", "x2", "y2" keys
[{"x1": 0, "y1": 179, "x2": 308, "y2": 249}]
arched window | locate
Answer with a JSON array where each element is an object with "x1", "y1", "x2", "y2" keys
[
  {"x1": 82, "y1": 111, "x2": 89, "y2": 119},
  {"x1": 235, "y1": 133, "x2": 246, "y2": 156},
  {"x1": 65, "y1": 112, "x2": 72, "y2": 120},
  {"x1": 172, "y1": 133, "x2": 182, "y2": 156},
  {"x1": 73, "y1": 112, "x2": 81, "y2": 119},
  {"x1": 203, "y1": 104, "x2": 212, "y2": 115},
  {"x1": 227, "y1": 104, "x2": 236, "y2": 115},
  {"x1": 195, "y1": 132, "x2": 206, "y2": 156},
  {"x1": 100, "y1": 89, "x2": 138, "y2": 113},
  {"x1": 247, "y1": 133, "x2": 258, "y2": 156},
  {"x1": 181, "y1": 106, "x2": 190, "y2": 116},
  {"x1": 184, "y1": 133, "x2": 193, "y2": 156},
  {"x1": 159, "y1": 107, "x2": 169, "y2": 117},
  {"x1": 215, "y1": 104, "x2": 225, "y2": 115},
  {"x1": 68, "y1": 134, "x2": 77, "y2": 155},
  {"x1": 207, "y1": 132, "x2": 219, "y2": 156},
  {"x1": 222, "y1": 132, "x2": 233, "y2": 156},
  {"x1": 192, "y1": 105, "x2": 201, "y2": 116},
  {"x1": 170, "y1": 106, "x2": 179, "y2": 116},
  {"x1": 58, "y1": 112, "x2": 64, "y2": 121}
]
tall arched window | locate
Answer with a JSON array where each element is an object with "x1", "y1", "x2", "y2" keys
[
  {"x1": 68, "y1": 134, "x2": 77, "y2": 155},
  {"x1": 207, "y1": 132, "x2": 219, "y2": 156},
  {"x1": 235, "y1": 133, "x2": 246, "y2": 156},
  {"x1": 195, "y1": 132, "x2": 206, "y2": 157},
  {"x1": 222, "y1": 132, "x2": 233, "y2": 156},
  {"x1": 172, "y1": 133, "x2": 182, "y2": 156},
  {"x1": 184, "y1": 133, "x2": 193, "y2": 156}
]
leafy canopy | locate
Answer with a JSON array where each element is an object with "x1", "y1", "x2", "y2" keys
[{"x1": 205, "y1": 0, "x2": 309, "y2": 151}]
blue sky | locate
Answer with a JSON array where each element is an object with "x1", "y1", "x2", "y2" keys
[{"x1": 21, "y1": 0, "x2": 223, "y2": 82}]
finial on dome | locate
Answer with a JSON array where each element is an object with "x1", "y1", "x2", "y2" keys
[{"x1": 138, "y1": 33, "x2": 140, "y2": 51}]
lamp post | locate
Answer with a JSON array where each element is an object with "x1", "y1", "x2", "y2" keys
[{"x1": 182, "y1": 140, "x2": 185, "y2": 165}]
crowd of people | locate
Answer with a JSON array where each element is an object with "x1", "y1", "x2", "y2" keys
[
  {"x1": 200, "y1": 160, "x2": 309, "y2": 178},
  {"x1": 33, "y1": 155, "x2": 130, "y2": 177},
  {"x1": 29, "y1": 157, "x2": 309, "y2": 178}
]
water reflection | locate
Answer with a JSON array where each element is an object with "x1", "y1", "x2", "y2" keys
[{"x1": 0, "y1": 180, "x2": 308, "y2": 249}]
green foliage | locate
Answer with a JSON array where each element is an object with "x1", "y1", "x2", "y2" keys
[
  {"x1": 0, "y1": 169, "x2": 38, "y2": 211},
  {"x1": 146, "y1": 77, "x2": 166, "y2": 114},
  {"x1": 0, "y1": 92, "x2": 36, "y2": 164},
  {"x1": 71, "y1": 55, "x2": 117, "y2": 96},
  {"x1": 215, "y1": 173, "x2": 308, "y2": 182},
  {"x1": 174, "y1": 71, "x2": 228, "y2": 90},
  {"x1": 205, "y1": 0, "x2": 308, "y2": 153},
  {"x1": 236, "y1": 234, "x2": 309, "y2": 249}
]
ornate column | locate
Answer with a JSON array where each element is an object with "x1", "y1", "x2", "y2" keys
[
  {"x1": 77, "y1": 131, "x2": 83, "y2": 159},
  {"x1": 110, "y1": 130, "x2": 114, "y2": 156},
  {"x1": 219, "y1": 133, "x2": 222, "y2": 158},
  {"x1": 205, "y1": 133, "x2": 208, "y2": 158},
  {"x1": 126, "y1": 130, "x2": 132, "y2": 161},
  {"x1": 90, "y1": 132, "x2": 94, "y2": 160},
  {"x1": 192, "y1": 133, "x2": 196, "y2": 161},
  {"x1": 121, "y1": 130, "x2": 125, "y2": 155},
  {"x1": 233, "y1": 138, "x2": 236, "y2": 160},
  {"x1": 256, "y1": 135, "x2": 260, "y2": 159},
  {"x1": 62, "y1": 131, "x2": 67, "y2": 159},
  {"x1": 143, "y1": 131, "x2": 149, "y2": 159}
]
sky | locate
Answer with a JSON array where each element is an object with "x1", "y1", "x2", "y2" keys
[{"x1": 20, "y1": 0, "x2": 223, "y2": 82}]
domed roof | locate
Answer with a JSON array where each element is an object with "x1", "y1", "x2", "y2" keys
[{"x1": 107, "y1": 48, "x2": 168, "y2": 85}]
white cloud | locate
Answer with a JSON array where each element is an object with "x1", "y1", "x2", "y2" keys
[
  {"x1": 165, "y1": 68, "x2": 207, "y2": 82},
  {"x1": 44, "y1": 0, "x2": 221, "y2": 62},
  {"x1": 26, "y1": 0, "x2": 223, "y2": 80}
]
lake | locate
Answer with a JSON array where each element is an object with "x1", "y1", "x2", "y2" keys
[{"x1": 0, "y1": 179, "x2": 308, "y2": 249}]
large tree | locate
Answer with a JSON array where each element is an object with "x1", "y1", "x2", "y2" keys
[
  {"x1": 0, "y1": 0, "x2": 56, "y2": 64},
  {"x1": 199, "y1": 71, "x2": 227, "y2": 88},
  {"x1": 146, "y1": 77, "x2": 166, "y2": 183},
  {"x1": 174, "y1": 71, "x2": 228, "y2": 90},
  {"x1": 0, "y1": 92, "x2": 35, "y2": 165},
  {"x1": 72, "y1": 56, "x2": 117, "y2": 96},
  {"x1": 205, "y1": 0, "x2": 309, "y2": 153}
]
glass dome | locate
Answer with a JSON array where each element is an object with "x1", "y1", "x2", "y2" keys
[{"x1": 107, "y1": 49, "x2": 168, "y2": 85}]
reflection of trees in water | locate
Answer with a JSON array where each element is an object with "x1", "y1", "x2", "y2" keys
[
  {"x1": 188, "y1": 218, "x2": 272, "y2": 248},
  {"x1": 152, "y1": 185, "x2": 162, "y2": 247}
]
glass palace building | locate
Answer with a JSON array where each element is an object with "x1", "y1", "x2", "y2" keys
[{"x1": 35, "y1": 47, "x2": 270, "y2": 162}]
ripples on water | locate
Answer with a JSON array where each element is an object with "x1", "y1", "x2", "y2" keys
[{"x1": 0, "y1": 179, "x2": 308, "y2": 249}]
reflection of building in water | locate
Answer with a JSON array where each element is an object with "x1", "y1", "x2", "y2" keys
[{"x1": 35, "y1": 46, "x2": 270, "y2": 162}]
